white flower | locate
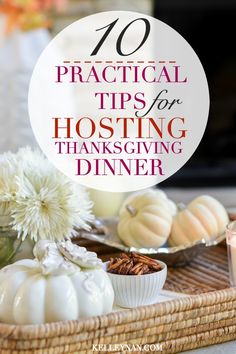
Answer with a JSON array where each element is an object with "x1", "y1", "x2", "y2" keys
[
  {"x1": 12, "y1": 172, "x2": 94, "y2": 241},
  {"x1": 16, "y1": 146, "x2": 51, "y2": 175},
  {"x1": 0, "y1": 147, "x2": 94, "y2": 241},
  {"x1": 69, "y1": 182, "x2": 94, "y2": 231},
  {"x1": 0, "y1": 152, "x2": 20, "y2": 216}
]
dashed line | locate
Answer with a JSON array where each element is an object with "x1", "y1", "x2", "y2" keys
[{"x1": 62, "y1": 60, "x2": 177, "y2": 64}]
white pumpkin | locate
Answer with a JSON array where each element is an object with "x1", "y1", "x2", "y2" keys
[
  {"x1": 169, "y1": 195, "x2": 229, "y2": 246},
  {"x1": 118, "y1": 189, "x2": 176, "y2": 248},
  {"x1": 0, "y1": 240, "x2": 114, "y2": 324}
]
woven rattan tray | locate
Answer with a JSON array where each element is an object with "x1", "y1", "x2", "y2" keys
[{"x1": 0, "y1": 241, "x2": 235, "y2": 354}]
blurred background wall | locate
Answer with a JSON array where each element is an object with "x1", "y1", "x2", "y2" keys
[
  {"x1": 52, "y1": 0, "x2": 153, "y2": 33},
  {"x1": 154, "y1": 1, "x2": 236, "y2": 188}
]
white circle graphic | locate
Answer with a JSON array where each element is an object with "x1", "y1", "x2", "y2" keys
[{"x1": 28, "y1": 11, "x2": 209, "y2": 192}]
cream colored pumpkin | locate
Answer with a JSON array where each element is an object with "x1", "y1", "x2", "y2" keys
[
  {"x1": 169, "y1": 195, "x2": 229, "y2": 246},
  {"x1": 118, "y1": 189, "x2": 176, "y2": 248}
]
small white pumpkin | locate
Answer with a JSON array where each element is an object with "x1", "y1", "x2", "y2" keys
[
  {"x1": 118, "y1": 189, "x2": 176, "y2": 248},
  {"x1": 169, "y1": 195, "x2": 229, "y2": 246},
  {"x1": 0, "y1": 240, "x2": 114, "y2": 324}
]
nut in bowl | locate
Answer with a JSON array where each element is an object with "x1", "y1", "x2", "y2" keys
[{"x1": 105, "y1": 253, "x2": 167, "y2": 308}]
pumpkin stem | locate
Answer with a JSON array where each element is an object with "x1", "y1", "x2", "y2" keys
[{"x1": 126, "y1": 204, "x2": 137, "y2": 217}]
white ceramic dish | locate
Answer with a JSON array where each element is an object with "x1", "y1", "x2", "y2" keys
[{"x1": 104, "y1": 260, "x2": 167, "y2": 308}]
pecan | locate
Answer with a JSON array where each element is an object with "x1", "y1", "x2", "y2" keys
[
  {"x1": 135, "y1": 264, "x2": 149, "y2": 275},
  {"x1": 108, "y1": 258, "x2": 127, "y2": 272},
  {"x1": 107, "y1": 252, "x2": 162, "y2": 275},
  {"x1": 118, "y1": 260, "x2": 133, "y2": 274},
  {"x1": 129, "y1": 262, "x2": 144, "y2": 275},
  {"x1": 126, "y1": 260, "x2": 134, "y2": 274},
  {"x1": 141, "y1": 264, "x2": 150, "y2": 274},
  {"x1": 120, "y1": 253, "x2": 130, "y2": 260},
  {"x1": 116, "y1": 259, "x2": 130, "y2": 274},
  {"x1": 129, "y1": 263, "x2": 150, "y2": 275},
  {"x1": 131, "y1": 253, "x2": 162, "y2": 271}
]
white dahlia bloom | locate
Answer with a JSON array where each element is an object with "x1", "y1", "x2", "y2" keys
[
  {"x1": 0, "y1": 147, "x2": 94, "y2": 241},
  {"x1": 0, "y1": 152, "x2": 21, "y2": 216}
]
